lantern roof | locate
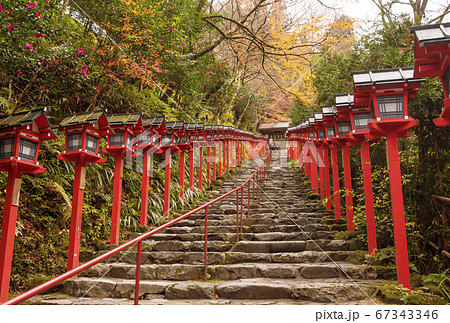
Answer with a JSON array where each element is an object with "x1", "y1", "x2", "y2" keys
[
  {"x1": 204, "y1": 125, "x2": 212, "y2": 132},
  {"x1": 58, "y1": 110, "x2": 112, "y2": 136},
  {"x1": 165, "y1": 121, "x2": 184, "y2": 131},
  {"x1": 314, "y1": 112, "x2": 323, "y2": 122},
  {"x1": 334, "y1": 93, "x2": 354, "y2": 107},
  {"x1": 217, "y1": 125, "x2": 224, "y2": 131},
  {"x1": 322, "y1": 106, "x2": 336, "y2": 117},
  {"x1": 196, "y1": 123, "x2": 204, "y2": 130},
  {"x1": 308, "y1": 117, "x2": 315, "y2": 125},
  {"x1": 108, "y1": 113, "x2": 143, "y2": 126},
  {"x1": 212, "y1": 125, "x2": 218, "y2": 131},
  {"x1": 0, "y1": 108, "x2": 58, "y2": 140},
  {"x1": 350, "y1": 67, "x2": 423, "y2": 88},
  {"x1": 142, "y1": 115, "x2": 166, "y2": 127},
  {"x1": 409, "y1": 23, "x2": 450, "y2": 46},
  {"x1": 185, "y1": 123, "x2": 197, "y2": 131}
]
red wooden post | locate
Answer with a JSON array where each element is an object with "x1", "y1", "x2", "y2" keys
[
  {"x1": 110, "y1": 156, "x2": 123, "y2": 245},
  {"x1": 342, "y1": 145, "x2": 354, "y2": 231},
  {"x1": 67, "y1": 163, "x2": 87, "y2": 273},
  {"x1": 323, "y1": 147, "x2": 332, "y2": 210},
  {"x1": 361, "y1": 141, "x2": 377, "y2": 255},
  {"x1": 247, "y1": 181, "x2": 251, "y2": 219},
  {"x1": 204, "y1": 206, "x2": 208, "y2": 282},
  {"x1": 218, "y1": 142, "x2": 222, "y2": 177},
  {"x1": 319, "y1": 147, "x2": 325, "y2": 200},
  {"x1": 386, "y1": 132, "x2": 411, "y2": 289},
  {"x1": 198, "y1": 147, "x2": 203, "y2": 190},
  {"x1": 331, "y1": 147, "x2": 342, "y2": 219},
  {"x1": 236, "y1": 190, "x2": 240, "y2": 242},
  {"x1": 140, "y1": 150, "x2": 150, "y2": 225},
  {"x1": 226, "y1": 140, "x2": 230, "y2": 171},
  {"x1": 310, "y1": 145, "x2": 319, "y2": 193},
  {"x1": 240, "y1": 187, "x2": 244, "y2": 233},
  {"x1": 0, "y1": 171, "x2": 22, "y2": 303},
  {"x1": 206, "y1": 146, "x2": 211, "y2": 187},
  {"x1": 134, "y1": 240, "x2": 142, "y2": 305},
  {"x1": 189, "y1": 148, "x2": 194, "y2": 191},
  {"x1": 163, "y1": 149, "x2": 172, "y2": 217},
  {"x1": 179, "y1": 150, "x2": 186, "y2": 201},
  {"x1": 212, "y1": 144, "x2": 217, "y2": 180}
]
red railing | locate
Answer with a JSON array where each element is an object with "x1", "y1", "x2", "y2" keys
[{"x1": 3, "y1": 151, "x2": 272, "y2": 305}]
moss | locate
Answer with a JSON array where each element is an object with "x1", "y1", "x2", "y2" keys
[
  {"x1": 29, "y1": 275, "x2": 65, "y2": 294},
  {"x1": 375, "y1": 284, "x2": 447, "y2": 305},
  {"x1": 345, "y1": 250, "x2": 368, "y2": 264}
]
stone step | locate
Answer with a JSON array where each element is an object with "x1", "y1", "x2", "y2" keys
[
  {"x1": 162, "y1": 224, "x2": 329, "y2": 234},
  {"x1": 80, "y1": 262, "x2": 380, "y2": 281},
  {"x1": 96, "y1": 250, "x2": 353, "y2": 265},
  {"x1": 171, "y1": 217, "x2": 323, "y2": 228},
  {"x1": 62, "y1": 277, "x2": 379, "y2": 302},
  {"x1": 134, "y1": 231, "x2": 339, "y2": 242}
]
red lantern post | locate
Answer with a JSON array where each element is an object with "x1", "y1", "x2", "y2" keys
[
  {"x1": 185, "y1": 123, "x2": 198, "y2": 192},
  {"x1": 0, "y1": 109, "x2": 57, "y2": 303},
  {"x1": 196, "y1": 124, "x2": 206, "y2": 191},
  {"x1": 176, "y1": 125, "x2": 190, "y2": 203},
  {"x1": 331, "y1": 96, "x2": 354, "y2": 231},
  {"x1": 102, "y1": 114, "x2": 143, "y2": 245},
  {"x1": 323, "y1": 108, "x2": 342, "y2": 219},
  {"x1": 351, "y1": 67, "x2": 424, "y2": 289},
  {"x1": 155, "y1": 121, "x2": 185, "y2": 217},
  {"x1": 410, "y1": 24, "x2": 450, "y2": 126},
  {"x1": 204, "y1": 125, "x2": 213, "y2": 187},
  {"x1": 137, "y1": 116, "x2": 166, "y2": 226},
  {"x1": 57, "y1": 111, "x2": 113, "y2": 272}
]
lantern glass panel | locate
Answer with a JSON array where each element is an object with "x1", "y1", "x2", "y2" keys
[
  {"x1": 161, "y1": 134, "x2": 172, "y2": 146},
  {"x1": 152, "y1": 134, "x2": 159, "y2": 145},
  {"x1": 198, "y1": 135, "x2": 205, "y2": 141},
  {"x1": 319, "y1": 130, "x2": 325, "y2": 139},
  {"x1": 219, "y1": 134, "x2": 223, "y2": 138},
  {"x1": 67, "y1": 133, "x2": 82, "y2": 151},
  {"x1": 443, "y1": 66, "x2": 450, "y2": 97},
  {"x1": 19, "y1": 138, "x2": 38, "y2": 161},
  {"x1": 326, "y1": 126, "x2": 334, "y2": 139},
  {"x1": 138, "y1": 131, "x2": 150, "y2": 145},
  {"x1": 85, "y1": 134, "x2": 99, "y2": 153},
  {"x1": 213, "y1": 134, "x2": 218, "y2": 139},
  {"x1": 0, "y1": 137, "x2": 15, "y2": 159},
  {"x1": 337, "y1": 122, "x2": 351, "y2": 136},
  {"x1": 353, "y1": 112, "x2": 372, "y2": 131},
  {"x1": 126, "y1": 133, "x2": 133, "y2": 148},
  {"x1": 206, "y1": 134, "x2": 212, "y2": 140},
  {"x1": 377, "y1": 95, "x2": 404, "y2": 118},
  {"x1": 190, "y1": 135, "x2": 196, "y2": 142},
  {"x1": 178, "y1": 136, "x2": 187, "y2": 144},
  {"x1": 109, "y1": 131, "x2": 125, "y2": 146}
]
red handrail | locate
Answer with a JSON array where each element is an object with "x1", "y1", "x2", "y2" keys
[{"x1": 3, "y1": 150, "x2": 271, "y2": 305}]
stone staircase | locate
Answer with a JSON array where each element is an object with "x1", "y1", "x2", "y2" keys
[{"x1": 29, "y1": 150, "x2": 393, "y2": 305}]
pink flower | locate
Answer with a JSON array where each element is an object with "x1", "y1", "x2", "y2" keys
[
  {"x1": 17, "y1": 71, "x2": 22, "y2": 76},
  {"x1": 181, "y1": 42, "x2": 186, "y2": 46},
  {"x1": 35, "y1": 10, "x2": 42, "y2": 18},
  {"x1": 170, "y1": 28, "x2": 173, "y2": 32},
  {"x1": 34, "y1": 33, "x2": 44, "y2": 39},
  {"x1": 81, "y1": 65, "x2": 88, "y2": 69},
  {"x1": 82, "y1": 70, "x2": 87, "y2": 76},
  {"x1": 27, "y1": 3, "x2": 37, "y2": 9},
  {"x1": 76, "y1": 48, "x2": 84, "y2": 54},
  {"x1": 95, "y1": 86, "x2": 100, "y2": 93},
  {"x1": 144, "y1": 24, "x2": 148, "y2": 28},
  {"x1": 44, "y1": 1, "x2": 49, "y2": 5},
  {"x1": 74, "y1": 54, "x2": 78, "y2": 59},
  {"x1": 0, "y1": 5, "x2": 4, "y2": 12},
  {"x1": 69, "y1": 98, "x2": 75, "y2": 102},
  {"x1": 8, "y1": 23, "x2": 14, "y2": 32},
  {"x1": 26, "y1": 43, "x2": 34, "y2": 51}
]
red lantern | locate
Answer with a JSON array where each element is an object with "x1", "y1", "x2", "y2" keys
[
  {"x1": 410, "y1": 23, "x2": 450, "y2": 126},
  {"x1": 57, "y1": 111, "x2": 113, "y2": 273},
  {"x1": 102, "y1": 113, "x2": 143, "y2": 245},
  {"x1": 351, "y1": 67, "x2": 424, "y2": 290},
  {"x1": 0, "y1": 109, "x2": 57, "y2": 303},
  {"x1": 138, "y1": 116, "x2": 166, "y2": 226}
]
